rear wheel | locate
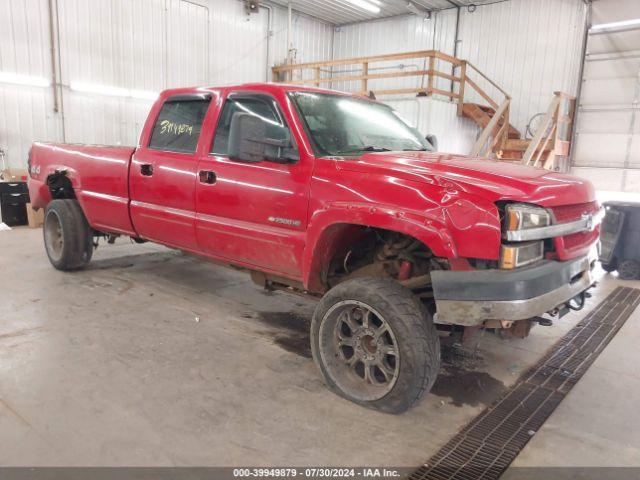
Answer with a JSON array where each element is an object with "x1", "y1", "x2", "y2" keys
[
  {"x1": 311, "y1": 277, "x2": 440, "y2": 414},
  {"x1": 618, "y1": 259, "x2": 640, "y2": 280},
  {"x1": 44, "y1": 199, "x2": 93, "y2": 271}
]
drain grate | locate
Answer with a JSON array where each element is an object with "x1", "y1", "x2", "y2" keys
[{"x1": 412, "y1": 286, "x2": 640, "y2": 480}]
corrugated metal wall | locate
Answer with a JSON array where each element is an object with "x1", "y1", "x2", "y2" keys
[
  {"x1": 271, "y1": 8, "x2": 334, "y2": 68},
  {"x1": 0, "y1": 0, "x2": 332, "y2": 169},
  {"x1": 1, "y1": 0, "x2": 588, "y2": 167},
  {"x1": 387, "y1": 97, "x2": 478, "y2": 155},
  {"x1": 331, "y1": 10, "x2": 476, "y2": 153},
  {"x1": 455, "y1": 0, "x2": 587, "y2": 134},
  {"x1": 332, "y1": 11, "x2": 457, "y2": 94},
  {"x1": 0, "y1": 0, "x2": 60, "y2": 170},
  {"x1": 57, "y1": 0, "x2": 168, "y2": 146},
  {"x1": 332, "y1": 0, "x2": 587, "y2": 153}
]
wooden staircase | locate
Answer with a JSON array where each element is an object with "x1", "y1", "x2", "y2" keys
[
  {"x1": 272, "y1": 50, "x2": 576, "y2": 171},
  {"x1": 461, "y1": 103, "x2": 521, "y2": 141},
  {"x1": 460, "y1": 93, "x2": 575, "y2": 169},
  {"x1": 458, "y1": 107, "x2": 550, "y2": 163}
]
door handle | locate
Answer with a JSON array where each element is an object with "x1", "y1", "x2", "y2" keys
[
  {"x1": 199, "y1": 170, "x2": 217, "y2": 184},
  {"x1": 140, "y1": 164, "x2": 154, "y2": 176}
]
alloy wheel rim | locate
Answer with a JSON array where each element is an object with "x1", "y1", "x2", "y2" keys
[
  {"x1": 44, "y1": 211, "x2": 64, "y2": 262},
  {"x1": 319, "y1": 300, "x2": 400, "y2": 402}
]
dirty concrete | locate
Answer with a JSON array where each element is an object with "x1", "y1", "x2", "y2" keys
[
  {"x1": 504, "y1": 276, "x2": 640, "y2": 472},
  {"x1": 0, "y1": 227, "x2": 635, "y2": 467}
]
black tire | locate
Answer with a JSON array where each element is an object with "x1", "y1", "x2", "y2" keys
[
  {"x1": 311, "y1": 277, "x2": 440, "y2": 414},
  {"x1": 601, "y1": 261, "x2": 617, "y2": 273},
  {"x1": 618, "y1": 259, "x2": 640, "y2": 280},
  {"x1": 43, "y1": 199, "x2": 93, "y2": 271}
]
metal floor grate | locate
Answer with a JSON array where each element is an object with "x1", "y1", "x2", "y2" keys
[{"x1": 412, "y1": 286, "x2": 640, "y2": 480}]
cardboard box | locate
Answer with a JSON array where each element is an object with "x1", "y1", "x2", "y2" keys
[
  {"x1": 26, "y1": 203, "x2": 44, "y2": 228},
  {"x1": 1, "y1": 168, "x2": 29, "y2": 182}
]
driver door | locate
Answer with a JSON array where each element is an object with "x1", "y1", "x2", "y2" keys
[{"x1": 195, "y1": 92, "x2": 311, "y2": 278}]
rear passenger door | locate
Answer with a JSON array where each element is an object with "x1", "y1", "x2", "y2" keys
[
  {"x1": 129, "y1": 93, "x2": 211, "y2": 250},
  {"x1": 195, "y1": 92, "x2": 312, "y2": 278}
]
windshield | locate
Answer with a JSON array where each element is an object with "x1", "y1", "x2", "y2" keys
[{"x1": 290, "y1": 91, "x2": 432, "y2": 157}]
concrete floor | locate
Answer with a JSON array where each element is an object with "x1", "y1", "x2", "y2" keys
[
  {"x1": 0, "y1": 227, "x2": 638, "y2": 467},
  {"x1": 506, "y1": 278, "x2": 640, "y2": 473}
]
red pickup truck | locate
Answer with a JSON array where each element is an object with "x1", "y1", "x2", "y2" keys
[{"x1": 28, "y1": 83, "x2": 601, "y2": 413}]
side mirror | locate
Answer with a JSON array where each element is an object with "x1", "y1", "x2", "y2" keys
[
  {"x1": 425, "y1": 134, "x2": 438, "y2": 152},
  {"x1": 228, "y1": 112, "x2": 298, "y2": 164}
]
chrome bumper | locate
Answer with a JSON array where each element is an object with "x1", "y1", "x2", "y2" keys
[{"x1": 432, "y1": 249, "x2": 598, "y2": 326}]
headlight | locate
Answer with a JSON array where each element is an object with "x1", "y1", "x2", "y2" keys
[
  {"x1": 500, "y1": 241, "x2": 544, "y2": 269},
  {"x1": 504, "y1": 204, "x2": 551, "y2": 232}
]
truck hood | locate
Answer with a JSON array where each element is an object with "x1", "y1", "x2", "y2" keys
[{"x1": 335, "y1": 151, "x2": 595, "y2": 207}]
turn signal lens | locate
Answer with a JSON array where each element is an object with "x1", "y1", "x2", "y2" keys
[{"x1": 500, "y1": 241, "x2": 544, "y2": 269}]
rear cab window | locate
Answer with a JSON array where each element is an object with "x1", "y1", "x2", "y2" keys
[{"x1": 149, "y1": 95, "x2": 211, "y2": 153}]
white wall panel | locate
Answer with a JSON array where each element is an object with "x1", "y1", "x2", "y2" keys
[
  {"x1": 387, "y1": 97, "x2": 479, "y2": 155},
  {"x1": 0, "y1": 0, "x2": 333, "y2": 168},
  {"x1": 270, "y1": 8, "x2": 334, "y2": 70},
  {"x1": 332, "y1": 0, "x2": 586, "y2": 142},
  {"x1": 0, "y1": 0, "x2": 60, "y2": 169},
  {"x1": 209, "y1": 0, "x2": 268, "y2": 85},
  {"x1": 0, "y1": 0, "x2": 591, "y2": 171},
  {"x1": 331, "y1": 11, "x2": 458, "y2": 94},
  {"x1": 57, "y1": 0, "x2": 167, "y2": 145},
  {"x1": 167, "y1": 0, "x2": 209, "y2": 87},
  {"x1": 591, "y1": 0, "x2": 640, "y2": 24},
  {"x1": 454, "y1": 0, "x2": 587, "y2": 134}
]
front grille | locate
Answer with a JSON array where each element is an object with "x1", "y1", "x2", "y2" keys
[
  {"x1": 550, "y1": 201, "x2": 599, "y2": 259},
  {"x1": 561, "y1": 229, "x2": 598, "y2": 250},
  {"x1": 551, "y1": 201, "x2": 598, "y2": 222}
]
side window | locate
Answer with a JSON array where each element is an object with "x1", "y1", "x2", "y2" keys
[
  {"x1": 149, "y1": 98, "x2": 210, "y2": 153},
  {"x1": 211, "y1": 96, "x2": 286, "y2": 156}
]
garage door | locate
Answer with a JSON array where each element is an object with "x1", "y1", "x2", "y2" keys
[{"x1": 572, "y1": 0, "x2": 640, "y2": 193}]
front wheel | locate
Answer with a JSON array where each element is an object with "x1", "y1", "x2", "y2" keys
[
  {"x1": 311, "y1": 277, "x2": 440, "y2": 414},
  {"x1": 44, "y1": 199, "x2": 93, "y2": 271}
]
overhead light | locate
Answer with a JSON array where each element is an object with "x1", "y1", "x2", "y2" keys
[
  {"x1": 346, "y1": 0, "x2": 381, "y2": 14},
  {"x1": 591, "y1": 18, "x2": 640, "y2": 33},
  {"x1": 70, "y1": 81, "x2": 158, "y2": 100},
  {"x1": 0, "y1": 72, "x2": 50, "y2": 88}
]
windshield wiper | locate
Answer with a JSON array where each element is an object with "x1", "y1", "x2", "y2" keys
[{"x1": 335, "y1": 145, "x2": 392, "y2": 155}]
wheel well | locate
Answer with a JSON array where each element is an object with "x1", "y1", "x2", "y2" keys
[
  {"x1": 310, "y1": 225, "x2": 448, "y2": 294},
  {"x1": 47, "y1": 172, "x2": 76, "y2": 200}
]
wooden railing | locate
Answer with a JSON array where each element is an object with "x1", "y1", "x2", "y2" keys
[
  {"x1": 469, "y1": 97, "x2": 511, "y2": 158},
  {"x1": 272, "y1": 50, "x2": 511, "y2": 159},
  {"x1": 273, "y1": 50, "x2": 465, "y2": 97},
  {"x1": 521, "y1": 92, "x2": 576, "y2": 169},
  {"x1": 272, "y1": 51, "x2": 576, "y2": 169}
]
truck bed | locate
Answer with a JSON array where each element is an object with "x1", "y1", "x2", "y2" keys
[{"x1": 28, "y1": 142, "x2": 137, "y2": 236}]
